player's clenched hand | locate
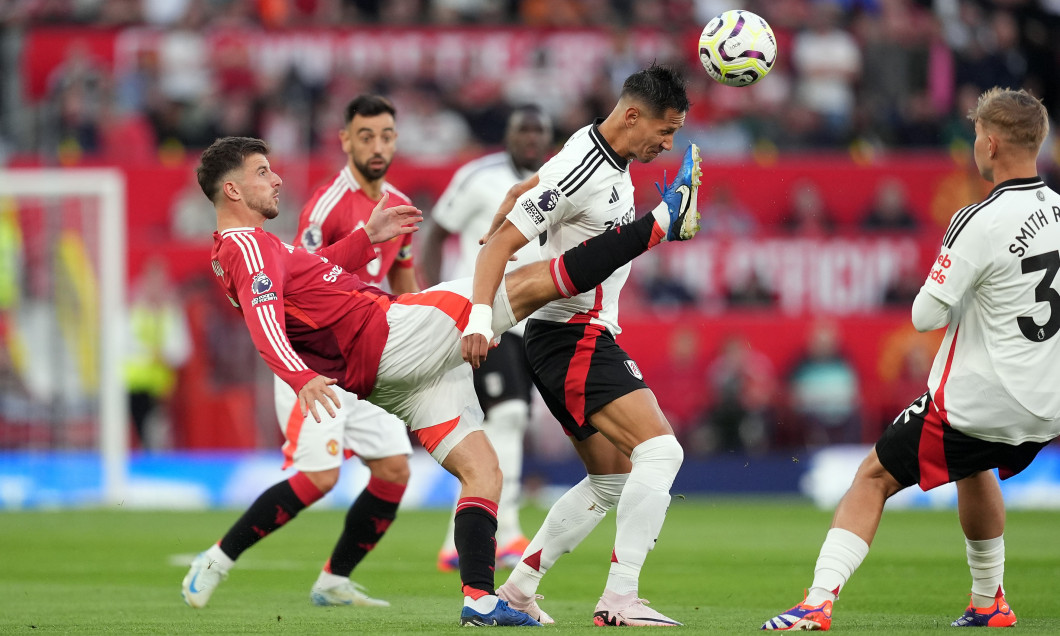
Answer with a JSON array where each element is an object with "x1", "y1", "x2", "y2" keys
[
  {"x1": 461, "y1": 303, "x2": 494, "y2": 368},
  {"x1": 299, "y1": 375, "x2": 341, "y2": 423},
  {"x1": 461, "y1": 333, "x2": 490, "y2": 369},
  {"x1": 365, "y1": 191, "x2": 424, "y2": 244}
]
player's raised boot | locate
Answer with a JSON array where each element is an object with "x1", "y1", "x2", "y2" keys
[
  {"x1": 497, "y1": 580, "x2": 556, "y2": 625},
  {"x1": 437, "y1": 549, "x2": 460, "y2": 572},
  {"x1": 592, "y1": 589, "x2": 682, "y2": 627},
  {"x1": 310, "y1": 579, "x2": 390, "y2": 607},
  {"x1": 497, "y1": 536, "x2": 530, "y2": 570},
  {"x1": 761, "y1": 597, "x2": 833, "y2": 631},
  {"x1": 951, "y1": 591, "x2": 1017, "y2": 627},
  {"x1": 460, "y1": 596, "x2": 543, "y2": 626},
  {"x1": 181, "y1": 552, "x2": 230, "y2": 609},
  {"x1": 654, "y1": 143, "x2": 702, "y2": 241}
]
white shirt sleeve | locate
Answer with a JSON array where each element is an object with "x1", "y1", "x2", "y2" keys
[
  {"x1": 506, "y1": 173, "x2": 577, "y2": 241},
  {"x1": 921, "y1": 212, "x2": 992, "y2": 306},
  {"x1": 911, "y1": 287, "x2": 951, "y2": 332}
]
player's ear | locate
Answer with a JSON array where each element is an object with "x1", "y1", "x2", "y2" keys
[
  {"x1": 625, "y1": 105, "x2": 640, "y2": 128},
  {"x1": 987, "y1": 133, "x2": 999, "y2": 159},
  {"x1": 222, "y1": 178, "x2": 241, "y2": 202},
  {"x1": 339, "y1": 127, "x2": 352, "y2": 154}
]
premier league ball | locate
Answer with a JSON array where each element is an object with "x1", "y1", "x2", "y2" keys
[{"x1": 698, "y1": 10, "x2": 777, "y2": 87}]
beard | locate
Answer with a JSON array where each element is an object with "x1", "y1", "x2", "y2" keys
[
  {"x1": 249, "y1": 193, "x2": 280, "y2": 219},
  {"x1": 354, "y1": 155, "x2": 390, "y2": 181}
]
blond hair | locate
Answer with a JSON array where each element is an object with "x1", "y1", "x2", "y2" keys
[{"x1": 968, "y1": 87, "x2": 1049, "y2": 152}]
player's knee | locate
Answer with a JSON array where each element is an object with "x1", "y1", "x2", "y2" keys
[
  {"x1": 452, "y1": 452, "x2": 503, "y2": 490},
  {"x1": 855, "y1": 449, "x2": 904, "y2": 497},
  {"x1": 367, "y1": 454, "x2": 411, "y2": 485},
  {"x1": 302, "y1": 467, "x2": 340, "y2": 493},
  {"x1": 587, "y1": 473, "x2": 628, "y2": 508},
  {"x1": 630, "y1": 435, "x2": 684, "y2": 481}
]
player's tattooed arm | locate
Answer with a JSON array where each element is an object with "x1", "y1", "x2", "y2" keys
[{"x1": 481, "y1": 174, "x2": 539, "y2": 246}]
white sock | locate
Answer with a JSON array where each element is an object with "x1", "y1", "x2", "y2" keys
[
  {"x1": 806, "y1": 528, "x2": 870, "y2": 605},
  {"x1": 967, "y1": 536, "x2": 1005, "y2": 607},
  {"x1": 649, "y1": 201, "x2": 671, "y2": 239},
  {"x1": 205, "y1": 543, "x2": 234, "y2": 571},
  {"x1": 464, "y1": 594, "x2": 498, "y2": 613},
  {"x1": 484, "y1": 400, "x2": 529, "y2": 546},
  {"x1": 315, "y1": 571, "x2": 347, "y2": 588},
  {"x1": 605, "y1": 436, "x2": 683, "y2": 597},
  {"x1": 505, "y1": 473, "x2": 626, "y2": 597}
]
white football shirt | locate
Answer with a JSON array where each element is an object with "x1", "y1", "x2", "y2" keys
[
  {"x1": 433, "y1": 151, "x2": 539, "y2": 280},
  {"x1": 506, "y1": 120, "x2": 635, "y2": 334},
  {"x1": 921, "y1": 176, "x2": 1060, "y2": 443}
]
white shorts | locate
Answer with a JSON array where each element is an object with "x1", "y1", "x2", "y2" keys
[
  {"x1": 368, "y1": 278, "x2": 517, "y2": 463},
  {"x1": 274, "y1": 375, "x2": 412, "y2": 472}
]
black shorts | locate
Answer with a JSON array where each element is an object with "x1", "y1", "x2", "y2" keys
[
  {"x1": 523, "y1": 319, "x2": 649, "y2": 441},
  {"x1": 473, "y1": 333, "x2": 533, "y2": 412},
  {"x1": 876, "y1": 391, "x2": 1050, "y2": 491}
]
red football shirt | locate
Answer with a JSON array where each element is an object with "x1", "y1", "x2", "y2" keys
[
  {"x1": 211, "y1": 226, "x2": 396, "y2": 397},
  {"x1": 295, "y1": 166, "x2": 414, "y2": 286}
]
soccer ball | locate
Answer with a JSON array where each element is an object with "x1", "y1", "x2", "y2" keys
[{"x1": 698, "y1": 10, "x2": 777, "y2": 87}]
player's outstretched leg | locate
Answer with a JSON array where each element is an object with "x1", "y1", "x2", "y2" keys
[{"x1": 547, "y1": 143, "x2": 701, "y2": 301}]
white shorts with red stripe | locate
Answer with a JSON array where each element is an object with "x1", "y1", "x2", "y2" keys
[
  {"x1": 368, "y1": 278, "x2": 517, "y2": 463},
  {"x1": 274, "y1": 376, "x2": 413, "y2": 472}
]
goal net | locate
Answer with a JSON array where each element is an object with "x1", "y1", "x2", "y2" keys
[{"x1": 0, "y1": 168, "x2": 127, "y2": 506}]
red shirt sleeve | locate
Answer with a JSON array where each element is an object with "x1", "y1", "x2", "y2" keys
[
  {"x1": 219, "y1": 233, "x2": 318, "y2": 394},
  {"x1": 316, "y1": 227, "x2": 376, "y2": 273},
  {"x1": 393, "y1": 232, "x2": 415, "y2": 269}
]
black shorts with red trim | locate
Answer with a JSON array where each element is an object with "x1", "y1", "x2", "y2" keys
[
  {"x1": 523, "y1": 318, "x2": 648, "y2": 441},
  {"x1": 876, "y1": 391, "x2": 1049, "y2": 491},
  {"x1": 473, "y1": 333, "x2": 533, "y2": 412}
]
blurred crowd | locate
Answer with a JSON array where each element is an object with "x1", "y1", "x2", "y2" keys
[
  {"x1": 1, "y1": 0, "x2": 1058, "y2": 164},
  {"x1": 3, "y1": 0, "x2": 1059, "y2": 457}
]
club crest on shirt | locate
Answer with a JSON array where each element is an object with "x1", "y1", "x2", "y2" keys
[
  {"x1": 301, "y1": 224, "x2": 323, "y2": 253},
  {"x1": 251, "y1": 271, "x2": 273, "y2": 294},
  {"x1": 624, "y1": 359, "x2": 643, "y2": 380}
]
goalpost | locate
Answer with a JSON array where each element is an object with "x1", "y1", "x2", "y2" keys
[{"x1": 0, "y1": 168, "x2": 128, "y2": 505}]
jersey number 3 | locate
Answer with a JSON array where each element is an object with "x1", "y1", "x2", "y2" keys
[{"x1": 1018, "y1": 250, "x2": 1060, "y2": 342}]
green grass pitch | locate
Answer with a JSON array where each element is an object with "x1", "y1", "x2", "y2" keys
[{"x1": 2, "y1": 497, "x2": 1058, "y2": 633}]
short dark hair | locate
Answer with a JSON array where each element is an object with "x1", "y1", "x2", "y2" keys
[
  {"x1": 344, "y1": 94, "x2": 397, "y2": 125},
  {"x1": 621, "y1": 63, "x2": 690, "y2": 117},
  {"x1": 197, "y1": 137, "x2": 269, "y2": 202}
]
